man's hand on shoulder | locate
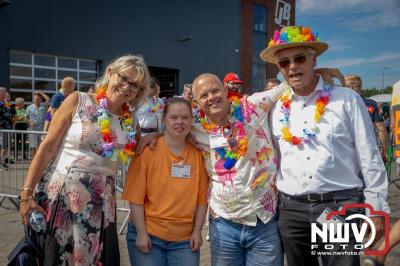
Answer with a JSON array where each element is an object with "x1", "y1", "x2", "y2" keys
[
  {"x1": 136, "y1": 132, "x2": 161, "y2": 154},
  {"x1": 316, "y1": 68, "x2": 346, "y2": 86}
]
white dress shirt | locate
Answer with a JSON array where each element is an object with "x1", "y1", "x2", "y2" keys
[{"x1": 270, "y1": 77, "x2": 390, "y2": 214}]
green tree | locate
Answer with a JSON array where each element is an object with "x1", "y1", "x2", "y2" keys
[{"x1": 361, "y1": 86, "x2": 392, "y2": 98}]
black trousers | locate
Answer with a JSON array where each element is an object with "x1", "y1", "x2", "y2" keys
[{"x1": 277, "y1": 192, "x2": 364, "y2": 266}]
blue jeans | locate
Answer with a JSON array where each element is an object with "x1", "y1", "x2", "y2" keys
[
  {"x1": 126, "y1": 223, "x2": 200, "y2": 266},
  {"x1": 209, "y1": 214, "x2": 283, "y2": 266}
]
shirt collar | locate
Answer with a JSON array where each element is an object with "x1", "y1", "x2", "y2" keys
[{"x1": 286, "y1": 76, "x2": 324, "y2": 100}]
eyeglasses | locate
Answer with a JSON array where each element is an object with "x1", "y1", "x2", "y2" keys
[
  {"x1": 277, "y1": 54, "x2": 308, "y2": 68},
  {"x1": 114, "y1": 71, "x2": 141, "y2": 92}
]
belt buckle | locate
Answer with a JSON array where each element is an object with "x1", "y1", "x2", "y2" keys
[{"x1": 307, "y1": 193, "x2": 324, "y2": 202}]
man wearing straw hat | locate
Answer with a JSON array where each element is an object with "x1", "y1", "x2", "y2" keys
[{"x1": 262, "y1": 26, "x2": 390, "y2": 266}]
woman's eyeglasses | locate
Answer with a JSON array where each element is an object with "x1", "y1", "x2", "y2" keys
[
  {"x1": 114, "y1": 71, "x2": 141, "y2": 92},
  {"x1": 277, "y1": 54, "x2": 308, "y2": 68}
]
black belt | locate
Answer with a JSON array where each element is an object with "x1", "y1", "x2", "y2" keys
[
  {"x1": 280, "y1": 188, "x2": 363, "y2": 202},
  {"x1": 140, "y1": 128, "x2": 158, "y2": 133}
]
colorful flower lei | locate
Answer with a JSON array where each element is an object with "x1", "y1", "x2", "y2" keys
[
  {"x1": 199, "y1": 96, "x2": 247, "y2": 170},
  {"x1": 95, "y1": 87, "x2": 137, "y2": 164},
  {"x1": 268, "y1": 26, "x2": 320, "y2": 48},
  {"x1": 145, "y1": 96, "x2": 164, "y2": 113},
  {"x1": 280, "y1": 84, "x2": 332, "y2": 145}
]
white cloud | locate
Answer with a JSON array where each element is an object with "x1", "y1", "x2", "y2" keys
[
  {"x1": 298, "y1": 0, "x2": 392, "y2": 13},
  {"x1": 297, "y1": 0, "x2": 400, "y2": 31},
  {"x1": 319, "y1": 52, "x2": 400, "y2": 68},
  {"x1": 324, "y1": 39, "x2": 351, "y2": 51},
  {"x1": 349, "y1": 9, "x2": 400, "y2": 31}
]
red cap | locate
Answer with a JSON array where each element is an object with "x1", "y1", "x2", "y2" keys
[{"x1": 223, "y1": 73, "x2": 243, "y2": 84}]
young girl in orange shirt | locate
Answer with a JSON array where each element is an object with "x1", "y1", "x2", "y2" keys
[{"x1": 123, "y1": 97, "x2": 209, "y2": 266}]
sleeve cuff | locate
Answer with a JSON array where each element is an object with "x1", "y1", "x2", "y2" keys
[{"x1": 363, "y1": 191, "x2": 391, "y2": 216}]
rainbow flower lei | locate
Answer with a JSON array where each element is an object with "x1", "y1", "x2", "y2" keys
[
  {"x1": 145, "y1": 96, "x2": 164, "y2": 113},
  {"x1": 280, "y1": 84, "x2": 332, "y2": 145},
  {"x1": 268, "y1": 26, "x2": 320, "y2": 48},
  {"x1": 199, "y1": 96, "x2": 247, "y2": 169},
  {"x1": 95, "y1": 87, "x2": 137, "y2": 164}
]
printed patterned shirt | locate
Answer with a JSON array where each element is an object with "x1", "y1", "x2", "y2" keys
[
  {"x1": 191, "y1": 86, "x2": 285, "y2": 226},
  {"x1": 26, "y1": 104, "x2": 47, "y2": 131}
]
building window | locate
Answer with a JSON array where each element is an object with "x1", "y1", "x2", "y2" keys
[
  {"x1": 252, "y1": 4, "x2": 267, "y2": 92},
  {"x1": 9, "y1": 50, "x2": 99, "y2": 104}
]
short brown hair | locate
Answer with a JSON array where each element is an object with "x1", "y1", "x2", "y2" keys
[
  {"x1": 33, "y1": 92, "x2": 44, "y2": 101},
  {"x1": 163, "y1": 96, "x2": 192, "y2": 118}
]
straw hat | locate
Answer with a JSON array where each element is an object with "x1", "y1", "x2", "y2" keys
[{"x1": 260, "y1": 26, "x2": 328, "y2": 64}]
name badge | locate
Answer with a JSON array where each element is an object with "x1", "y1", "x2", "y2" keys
[
  {"x1": 316, "y1": 207, "x2": 345, "y2": 235},
  {"x1": 171, "y1": 164, "x2": 191, "y2": 178},
  {"x1": 209, "y1": 132, "x2": 228, "y2": 149}
]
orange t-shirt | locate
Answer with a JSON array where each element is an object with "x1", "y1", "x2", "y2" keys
[{"x1": 122, "y1": 136, "x2": 209, "y2": 242}]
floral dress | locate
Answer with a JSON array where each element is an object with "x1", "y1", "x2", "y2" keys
[{"x1": 34, "y1": 92, "x2": 129, "y2": 265}]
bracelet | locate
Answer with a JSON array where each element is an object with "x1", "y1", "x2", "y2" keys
[
  {"x1": 19, "y1": 189, "x2": 33, "y2": 195},
  {"x1": 18, "y1": 195, "x2": 33, "y2": 202},
  {"x1": 21, "y1": 187, "x2": 34, "y2": 192},
  {"x1": 19, "y1": 191, "x2": 33, "y2": 200}
]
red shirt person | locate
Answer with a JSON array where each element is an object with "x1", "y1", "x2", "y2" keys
[{"x1": 223, "y1": 72, "x2": 243, "y2": 99}]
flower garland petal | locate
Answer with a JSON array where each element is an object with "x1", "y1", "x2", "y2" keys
[
  {"x1": 95, "y1": 87, "x2": 137, "y2": 164},
  {"x1": 279, "y1": 84, "x2": 332, "y2": 146},
  {"x1": 200, "y1": 98, "x2": 248, "y2": 170}
]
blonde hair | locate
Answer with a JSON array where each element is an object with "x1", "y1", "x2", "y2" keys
[
  {"x1": 96, "y1": 54, "x2": 150, "y2": 109},
  {"x1": 15, "y1": 97, "x2": 25, "y2": 103},
  {"x1": 345, "y1": 74, "x2": 362, "y2": 87},
  {"x1": 61, "y1": 76, "x2": 76, "y2": 88}
]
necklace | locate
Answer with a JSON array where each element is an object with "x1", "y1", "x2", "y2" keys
[
  {"x1": 199, "y1": 96, "x2": 247, "y2": 169},
  {"x1": 145, "y1": 96, "x2": 164, "y2": 113},
  {"x1": 95, "y1": 87, "x2": 137, "y2": 164},
  {"x1": 280, "y1": 83, "x2": 332, "y2": 145}
]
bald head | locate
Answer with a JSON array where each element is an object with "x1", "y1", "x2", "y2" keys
[
  {"x1": 192, "y1": 73, "x2": 223, "y2": 98},
  {"x1": 192, "y1": 73, "x2": 229, "y2": 122}
]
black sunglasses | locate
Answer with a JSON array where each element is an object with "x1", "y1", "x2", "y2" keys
[{"x1": 278, "y1": 54, "x2": 307, "y2": 68}]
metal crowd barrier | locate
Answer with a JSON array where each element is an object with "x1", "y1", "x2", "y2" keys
[
  {"x1": 114, "y1": 133, "x2": 150, "y2": 234},
  {"x1": 115, "y1": 162, "x2": 130, "y2": 234},
  {"x1": 0, "y1": 129, "x2": 133, "y2": 235},
  {"x1": 0, "y1": 129, "x2": 45, "y2": 209}
]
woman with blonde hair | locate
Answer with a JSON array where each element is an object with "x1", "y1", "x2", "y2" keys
[{"x1": 18, "y1": 54, "x2": 149, "y2": 265}]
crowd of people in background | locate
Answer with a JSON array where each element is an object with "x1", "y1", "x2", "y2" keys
[{"x1": 0, "y1": 77, "x2": 77, "y2": 169}]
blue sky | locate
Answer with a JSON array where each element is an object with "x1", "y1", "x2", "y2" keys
[{"x1": 294, "y1": 0, "x2": 400, "y2": 90}]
